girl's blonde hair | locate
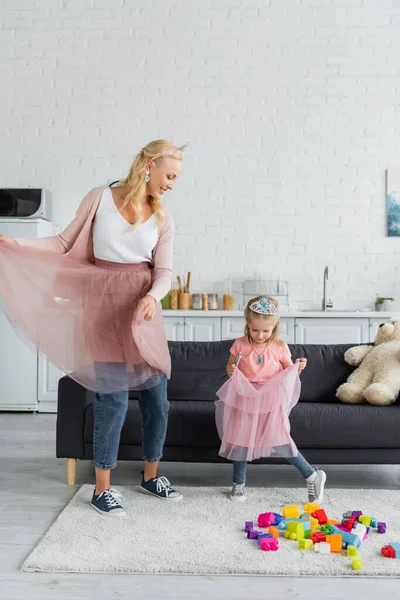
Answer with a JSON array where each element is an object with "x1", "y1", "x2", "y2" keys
[
  {"x1": 244, "y1": 296, "x2": 284, "y2": 345},
  {"x1": 119, "y1": 139, "x2": 184, "y2": 227}
]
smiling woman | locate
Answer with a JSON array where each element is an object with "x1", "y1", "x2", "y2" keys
[{"x1": 0, "y1": 138, "x2": 188, "y2": 514}]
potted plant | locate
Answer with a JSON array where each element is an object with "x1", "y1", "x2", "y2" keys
[{"x1": 375, "y1": 297, "x2": 395, "y2": 311}]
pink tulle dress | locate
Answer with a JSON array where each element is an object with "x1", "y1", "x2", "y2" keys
[
  {"x1": 0, "y1": 186, "x2": 172, "y2": 394},
  {"x1": 215, "y1": 337, "x2": 300, "y2": 462}
]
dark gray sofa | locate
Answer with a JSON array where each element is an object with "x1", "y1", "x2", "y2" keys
[{"x1": 57, "y1": 340, "x2": 400, "y2": 485}]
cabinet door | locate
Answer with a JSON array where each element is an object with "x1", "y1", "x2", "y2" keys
[
  {"x1": 0, "y1": 313, "x2": 38, "y2": 410},
  {"x1": 37, "y1": 353, "x2": 65, "y2": 412},
  {"x1": 163, "y1": 316, "x2": 185, "y2": 341},
  {"x1": 279, "y1": 318, "x2": 295, "y2": 344},
  {"x1": 221, "y1": 317, "x2": 245, "y2": 340},
  {"x1": 184, "y1": 317, "x2": 221, "y2": 341},
  {"x1": 295, "y1": 318, "x2": 369, "y2": 344}
]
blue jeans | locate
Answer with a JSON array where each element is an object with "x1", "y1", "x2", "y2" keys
[
  {"x1": 93, "y1": 371, "x2": 169, "y2": 470},
  {"x1": 232, "y1": 453, "x2": 315, "y2": 485}
]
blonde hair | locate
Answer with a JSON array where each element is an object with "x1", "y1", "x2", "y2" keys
[
  {"x1": 244, "y1": 296, "x2": 284, "y2": 346},
  {"x1": 119, "y1": 139, "x2": 183, "y2": 227}
]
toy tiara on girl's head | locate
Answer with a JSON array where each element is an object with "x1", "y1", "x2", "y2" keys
[{"x1": 249, "y1": 297, "x2": 278, "y2": 315}]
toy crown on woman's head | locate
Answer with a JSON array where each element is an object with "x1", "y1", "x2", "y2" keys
[{"x1": 249, "y1": 296, "x2": 278, "y2": 315}]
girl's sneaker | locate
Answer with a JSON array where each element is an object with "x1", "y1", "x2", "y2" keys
[
  {"x1": 230, "y1": 483, "x2": 246, "y2": 502},
  {"x1": 306, "y1": 469, "x2": 327, "y2": 503},
  {"x1": 91, "y1": 488, "x2": 125, "y2": 517}
]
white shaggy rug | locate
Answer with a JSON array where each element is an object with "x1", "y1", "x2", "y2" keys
[{"x1": 22, "y1": 485, "x2": 400, "y2": 576}]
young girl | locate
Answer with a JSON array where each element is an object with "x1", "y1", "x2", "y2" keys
[{"x1": 215, "y1": 295, "x2": 326, "y2": 503}]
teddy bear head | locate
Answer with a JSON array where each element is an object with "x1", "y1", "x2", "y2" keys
[{"x1": 374, "y1": 319, "x2": 400, "y2": 345}]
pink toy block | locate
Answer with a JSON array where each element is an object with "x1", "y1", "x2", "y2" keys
[
  {"x1": 260, "y1": 537, "x2": 279, "y2": 551},
  {"x1": 258, "y1": 512, "x2": 275, "y2": 528}
]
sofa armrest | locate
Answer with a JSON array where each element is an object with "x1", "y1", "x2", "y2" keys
[{"x1": 56, "y1": 375, "x2": 94, "y2": 459}]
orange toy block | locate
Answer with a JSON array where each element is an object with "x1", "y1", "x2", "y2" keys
[
  {"x1": 268, "y1": 526, "x2": 279, "y2": 539},
  {"x1": 282, "y1": 505, "x2": 300, "y2": 519},
  {"x1": 327, "y1": 520, "x2": 341, "y2": 525},
  {"x1": 327, "y1": 534, "x2": 342, "y2": 553}
]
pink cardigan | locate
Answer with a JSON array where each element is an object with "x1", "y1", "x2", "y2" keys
[{"x1": 16, "y1": 186, "x2": 174, "y2": 303}]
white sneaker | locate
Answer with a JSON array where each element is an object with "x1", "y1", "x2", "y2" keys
[
  {"x1": 230, "y1": 483, "x2": 246, "y2": 502},
  {"x1": 306, "y1": 469, "x2": 327, "y2": 503}
]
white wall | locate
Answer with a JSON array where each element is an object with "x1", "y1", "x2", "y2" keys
[{"x1": 2, "y1": 0, "x2": 400, "y2": 310}]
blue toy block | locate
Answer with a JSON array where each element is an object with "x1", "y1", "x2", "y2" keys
[
  {"x1": 273, "y1": 512, "x2": 285, "y2": 525},
  {"x1": 371, "y1": 519, "x2": 378, "y2": 528},
  {"x1": 389, "y1": 543, "x2": 400, "y2": 556},
  {"x1": 332, "y1": 526, "x2": 360, "y2": 549}
]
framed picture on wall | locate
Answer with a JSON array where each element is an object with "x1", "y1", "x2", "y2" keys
[{"x1": 387, "y1": 169, "x2": 400, "y2": 237}]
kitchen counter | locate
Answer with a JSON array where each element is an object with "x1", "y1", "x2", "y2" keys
[{"x1": 162, "y1": 310, "x2": 400, "y2": 318}]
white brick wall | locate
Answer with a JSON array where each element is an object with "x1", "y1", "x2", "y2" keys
[{"x1": 1, "y1": 0, "x2": 400, "y2": 310}]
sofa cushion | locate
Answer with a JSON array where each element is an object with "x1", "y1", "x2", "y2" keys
[{"x1": 84, "y1": 400, "x2": 400, "y2": 450}]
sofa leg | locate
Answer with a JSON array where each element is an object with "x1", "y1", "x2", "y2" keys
[{"x1": 66, "y1": 458, "x2": 77, "y2": 486}]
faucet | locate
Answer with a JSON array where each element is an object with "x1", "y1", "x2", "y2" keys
[{"x1": 322, "y1": 266, "x2": 333, "y2": 311}]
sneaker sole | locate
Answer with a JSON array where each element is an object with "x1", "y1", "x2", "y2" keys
[
  {"x1": 90, "y1": 503, "x2": 126, "y2": 517},
  {"x1": 230, "y1": 495, "x2": 246, "y2": 502},
  {"x1": 314, "y1": 471, "x2": 327, "y2": 504},
  {"x1": 139, "y1": 486, "x2": 183, "y2": 501}
]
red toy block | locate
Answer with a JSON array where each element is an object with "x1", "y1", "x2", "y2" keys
[
  {"x1": 342, "y1": 517, "x2": 356, "y2": 530},
  {"x1": 310, "y1": 532, "x2": 326, "y2": 544},
  {"x1": 311, "y1": 509, "x2": 328, "y2": 525},
  {"x1": 382, "y1": 545, "x2": 396, "y2": 558}
]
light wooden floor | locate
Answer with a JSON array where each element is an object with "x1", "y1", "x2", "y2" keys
[{"x1": 2, "y1": 412, "x2": 400, "y2": 600}]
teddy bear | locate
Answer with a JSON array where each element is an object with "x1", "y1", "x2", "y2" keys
[{"x1": 336, "y1": 319, "x2": 400, "y2": 406}]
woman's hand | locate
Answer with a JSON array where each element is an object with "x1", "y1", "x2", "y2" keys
[
  {"x1": 134, "y1": 294, "x2": 156, "y2": 321},
  {"x1": 0, "y1": 235, "x2": 17, "y2": 246},
  {"x1": 295, "y1": 358, "x2": 307, "y2": 373},
  {"x1": 226, "y1": 364, "x2": 236, "y2": 377}
]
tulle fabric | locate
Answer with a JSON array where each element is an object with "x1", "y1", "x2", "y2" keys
[
  {"x1": 0, "y1": 244, "x2": 170, "y2": 393},
  {"x1": 215, "y1": 364, "x2": 300, "y2": 462}
]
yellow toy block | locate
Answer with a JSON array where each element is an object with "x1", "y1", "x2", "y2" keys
[
  {"x1": 298, "y1": 539, "x2": 313, "y2": 550},
  {"x1": 358, "y1": 516, "x2": 372, "y2": 526},
  {"x1": 282, "y1": 505, "x2": 300, "y2": 519},
  {"x1": 347, "y1": 545, "x2": 358, "y2": 557},
  {"x1": 352, "y1": 558, "x2": 362, "y2": 571},
  {"x1": 303, "y1": 502, "x2": 320, "y2": 513},
  {"x1": 268, "y1": 526, "x2": 279, "y2": 538},
  {"x1": 286, "y1": 521, "x2": 305, "y2": 540}
]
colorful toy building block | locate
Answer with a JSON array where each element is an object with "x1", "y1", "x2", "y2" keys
[
  {"x1": 314, "y1": 541, "x2": 331, "y2": 554},
  {"x1": 352, "y1": 557, "x2": 362, "y2": 570},
  {"x1": 258, "y1": 533, "x2": 273, "y2": 545},
  {"x1": 353, "y1": 523, "x2": 368, "y2": 542},
  {"x1": 342, "y1": 517, "x2": 356, "y2": 530},
  {"x1": 304, "y1": 502, "x2": 320, "y2": 514},
  {"x1": 268, "y1": 526, "x2": 279, "y2": 538},
  {"x1": 352, "y1": 511, "x2": 363, "y2": 519},
  {"x1": 248, "y1": 529, "x2": 262, "y2": 540},
  {"x1": 320, "y1": 525, "x2": 335, "y2": 535},
  {"x1": 382, "y1": 543, "x2": 400, "y2": 559},
  {"x1": 378, "y1": 522, "x2": 386, "y2": 534},
  {"x1": 310, "y1": 531, "x2": 326, "y2": 544},
  {"x1": 245, "y1": 521, "x2": 254, "y2": 532},
  {"x1": 284, "y1": 521, "x2": 305, "y2": 541},
  {"x1": 358, "y1": 515, "x2": 372, "y2": 527},
  {"x1": 272, "y1": 512, "x2": 285, "y2": 525},
  {"x1": 370, "y1": 518, "x2": 378, "y2": 528},
  {"x1": 298, "y1": 539, "x2": 313, "y2": 550},
  {"x1": 258, "y1": 512, "x2": 275, "y2": 528},
  {"x1": 282, "y1": 505, "x2": 300, "y2": 519},
  {"x1": 278, "y1": 519, "x2": 288, "y2": 530},
  {"x1": 342, "y1": 511, "x2": 353, "y2": 519},
  {"x1": 311, "y1": 509, "x2": 328, "y2": 525},
  {"x1": 327, "y1": 534, "x2": 343, "y2": 553},
  {"x1": 260, "y1": 537, "x2": 279, "y2": 551},
  {"x1": 347, "y1": 545, "x2": 358, "y2": 557},
  {"x1": 327, "y1": 520, "x2": 341, "y2": 525},
  {"x1": 331, "y1": 526, "x2": 361, "y2": 549}
]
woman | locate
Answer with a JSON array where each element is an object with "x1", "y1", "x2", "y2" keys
[{"x1": 0, "y1": 139, "x2": 186, "y2": 516}]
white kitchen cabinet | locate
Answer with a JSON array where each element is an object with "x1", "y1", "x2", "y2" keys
[
  {"x1": 184, "y1": 317, "x2": 221, "y2": 342},
  {"x1": 295, "y1": 318, "x2": 370, "y2": 345},
  {"x1": 163, "y1": 316, "x2": 185, "y2": 341},
  {"x1": 221, "y1": 317, "x2": 295, "y2": 344}
]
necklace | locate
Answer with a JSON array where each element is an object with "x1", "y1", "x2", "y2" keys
[{"x1": 250, "y1": 340, "x2": 268, "y2": 365}]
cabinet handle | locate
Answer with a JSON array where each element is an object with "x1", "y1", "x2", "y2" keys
[
  {"x1": 179, "y1": 320, "x2": 184, "y2": 325},
  {"x1": 186, "y1": 321, "x2": 191, "y2": 325}
]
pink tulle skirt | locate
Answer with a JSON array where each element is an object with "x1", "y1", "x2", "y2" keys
[
  {"x1": 215, "y1": 364, "x2": 300, "y2": 462},
  {"x1": 0, "y1": 245, "x2": 170, "y2": 393}
]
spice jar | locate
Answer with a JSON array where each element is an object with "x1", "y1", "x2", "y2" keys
[
  {"x1": 223, "y1": 294, "x2": 234, "y2": 311},
  {"x1": 191, "y1": 293, "x2": 202, "y2": 310},
  {"x1": 208, "y1": 293, "x2": 218, "y2": 310},
  {"x1": 169, "y1": 289, "x2": 178, "y2": 310},
  {"x1": 202, "y1": 294, "x2": 209, "y2": 310}
]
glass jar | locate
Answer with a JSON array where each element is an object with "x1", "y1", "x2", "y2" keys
[
  {"x1": 223, "y1": 293, "x2": 234, "y2": 310},
  {"x1": 208, "y1": 293, "x2": 218, "y2": 310},
  {"x1": 191, "y1": 293, "x2": 202, "y2": 310},
  {"x1": 169, "y1": 289, "x2": 178, "y2": 310},
  {"x1": 202, "y1": 294, "x2": 209, "y2": 310}
]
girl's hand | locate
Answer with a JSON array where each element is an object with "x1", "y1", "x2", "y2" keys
[
  {"x1": 134, "y1": 295, "x2": 156, "y2": 321},
  {"x1": 0, "y1": 235, "x2": 17, "y2": 246},
  {"x1": 295, "y1": 358, "x2": 307, "y2": 373},
  {"x1": 226, "y1": 364, "x2": 236, "y2": 378}
]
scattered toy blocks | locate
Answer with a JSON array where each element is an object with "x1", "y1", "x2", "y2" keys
[
  {"x1": 282, "y1": 505, "x2": 300, "y2": 519},
  {"x1": 327, "y1": 534, "x2": 343, "y2": 553}
]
